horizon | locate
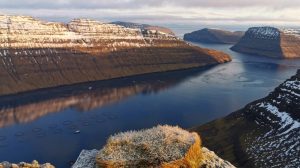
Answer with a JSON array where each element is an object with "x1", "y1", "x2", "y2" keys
[{"x1": 1, "y1": 14, "x2": 300, "y2": 37}]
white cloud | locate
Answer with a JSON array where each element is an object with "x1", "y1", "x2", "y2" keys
[{"x1": 0, "y1": 0, "x2": 299, "y2": 26}]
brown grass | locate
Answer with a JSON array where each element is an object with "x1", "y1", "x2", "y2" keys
[
  {"x1": 162, "y1": 133, "x2": 203, "y2": 168},
  {"x1": 96, "y1": 126, "x2": 204, "y2": 168}
]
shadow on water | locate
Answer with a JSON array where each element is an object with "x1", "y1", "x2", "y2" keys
[{"x1": 0, "y1": 66, "x2": 214, "y2": 128}]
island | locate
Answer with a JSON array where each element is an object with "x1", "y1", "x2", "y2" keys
[
  {"x1": 231, "y1": 26, "x2": 300, "y2": 58},
  {"x1": 184, "y1": 28, "x2": 244, "y2": 44}
]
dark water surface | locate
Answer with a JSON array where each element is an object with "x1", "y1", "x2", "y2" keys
[{"x1": 0, "y1": 42, "x2": 300, "y2": 167}]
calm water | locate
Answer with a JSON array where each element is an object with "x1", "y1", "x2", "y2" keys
[{"x1": 0, "y1": 42, "x2": 300, "y2": 167}]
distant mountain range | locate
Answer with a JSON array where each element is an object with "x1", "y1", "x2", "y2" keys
[
  {"x1": 184, "y1": 28, "x2": 244, "y2": 44},
  {"x1": 231, "y1": 26, "x2": 300, "y2": 58},
  {"x1": 0, "y1": 15, "x2": 231, "y2": 96},
  {"x1": 111, "y1": 21, "x2": 175, "y2": 36},
  {"x1": 194, "y1": 69, "x2": 300, "y2": 167}
]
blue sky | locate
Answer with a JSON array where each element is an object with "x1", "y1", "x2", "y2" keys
[{"x1": 0, "y1": 0, "x2": 300, "y2": 27}]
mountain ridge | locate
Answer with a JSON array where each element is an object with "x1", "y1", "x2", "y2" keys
[
  {"x1": 193, "y1": 69, "x2": 300, "y2": 167},
  {"x1": 0, "y1": 15, "x2": 231, "y2": 96},
  {"x1": 184, "y1": 28, "x2": 244, "y2": 44}
]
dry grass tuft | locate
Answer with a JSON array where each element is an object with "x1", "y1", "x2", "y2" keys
[{"x1": 96, "y1": 125, "x2": 203, "y2": 168}]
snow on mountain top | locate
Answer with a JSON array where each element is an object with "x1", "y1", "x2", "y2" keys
[
  {"x1": 246, "y1": 27, "x2": 280, "y2": 39},
  {"x1": 282, "y1": 28, "x2": 300, "y2": 38},
  {"x1": 282, "y1": 28, "x2": 300, "y2": 34},
  {"x1": 245, "y1": 72, "x2": 300, "y2": 167},
  {"x1": 246, "y1": 26, "x2": 300, "y2": 39}
]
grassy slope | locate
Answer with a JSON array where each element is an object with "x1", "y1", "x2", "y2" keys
[{"x1": 191, "y1": 109, "x2": 260, "y2": 168}]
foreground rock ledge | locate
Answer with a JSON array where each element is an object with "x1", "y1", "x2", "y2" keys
[
  {"x1": 72, "y1": 125, "x2": 235, "y2": 168},
  {"x1": 0, "y1": 160, "x2": 54, "y2": 168}
]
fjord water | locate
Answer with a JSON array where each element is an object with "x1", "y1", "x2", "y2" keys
[{"x1": 0, "y1": 42, "x2": 300, "y2": 167}]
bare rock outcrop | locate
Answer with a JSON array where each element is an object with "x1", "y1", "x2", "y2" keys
[
  {"x1": 231, "y1": 26, "x2": 300, "y2": 58},
  {"x1": 0, "y1": 15, "x2": 231, "y2": 96},
  {"x1": 0, "y1": 160, "x2": 54, "y2": 168}
]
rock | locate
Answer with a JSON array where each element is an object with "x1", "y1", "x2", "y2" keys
[
  {"x1": 194, "y1": 69, "x2": 300, "y2": 167},
  {"x1": 11, "y1": 164, "x2": 18, "y2": 168},
  {"x1": 231, "y1": 26, "x2": 300, "y2": 58},
  {"x1": 72, "y1": 149, "x2": 98, "y2": 168},
  {"x1": 72, "y1": 125, "x2": 235, "y2": 168},
  {"x1": 184, "y1": 28, "x2": 244, "y2": 44},
  {"x1": 200, "y1": 147, "x2": 235, "y2": 168},
  {"x1": 0, "y1": 15, "x2": 231, "y2": 96},
  {"x1": 0, "y1": 161, "x2": 54, "y2": 168}
]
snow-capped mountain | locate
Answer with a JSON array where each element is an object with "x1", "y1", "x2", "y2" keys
[
  {"x1": 231, "y1": 26, "x2": 300, "y2": 58},
  {"x1": 0, "y1": 15, "x2": 231, "y2": 96},
  {"x1": 194, "y1": 70, "x2": 300, "y2": 167}
]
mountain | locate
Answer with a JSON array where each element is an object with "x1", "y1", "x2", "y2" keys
[
  {"x1": 0, "y1": 15, "x2": 231, "y2": 96},
  {"x1": 110, "y1": 21, "x2": 175, "y2": 36},
  {"x1": 231, "y1": 26, "x2": 300, "y2": 58},
  {"x1": 193, "y1": 70, "x2": 300, "y2": 167},
  {"x1": 184, "y1": 28, "x2": 244, "y2": 44},
  {"x1": 72, "y1": 125, "x2": 235, "y2": 168}
]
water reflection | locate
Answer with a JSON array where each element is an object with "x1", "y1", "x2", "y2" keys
[
  {"x1": 1, "y1": 42, "x2": 300, "y2": 167},
  {"x1": 0, "y1": 67, "x2": 211, "y2": 129}
]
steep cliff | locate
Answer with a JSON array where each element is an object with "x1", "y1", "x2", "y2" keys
[
  {"x1": 194, "y1": 70, "x2": 300, "y2": 167},
  {"x1": 231, "y1": 26, "x2": 300, "y2": 58},
  {"x1": 0, "y1": 15, "x2": 231, "y2": 96},
  {"x1": 184, "y1": 28, "x2": 244, "y2": 44}
]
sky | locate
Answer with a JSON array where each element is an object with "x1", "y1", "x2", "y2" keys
[{"x1": 0, "y1": 0, "x2": 300, "y2": 32}]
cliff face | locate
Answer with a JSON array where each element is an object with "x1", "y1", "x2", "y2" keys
[
  {"x1": 0, "y1": 15, "x2": 231, "y2": 96},
  {"x1": 231, "y1": 27, "x2": 300, "y2": 58},
  {"x1": 184, "y1": 28, "x2": 244, "y2": 44},
  {"x1": 194, "y1": 70, "x2": 300, "y2": 167}
]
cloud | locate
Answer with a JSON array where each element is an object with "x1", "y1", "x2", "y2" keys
[
  {"x1": 0, "y1": 0, "x2": 299, "y2": 26},
  {"x1": 1, "y1": 0, "x2": 300, "y2": 9}
]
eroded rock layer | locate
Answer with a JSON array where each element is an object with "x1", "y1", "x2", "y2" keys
[
  {"x1": 194, "y1": 70, "x2": 300, "y2": 167},
  {"x1": 231, "y1": 26, "x2": 300, "y2": 58},
  {"x1": 0, "y1": 15, "x2": 231, "y2": 96}
]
